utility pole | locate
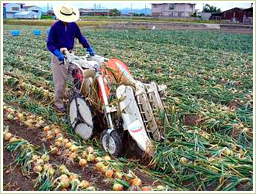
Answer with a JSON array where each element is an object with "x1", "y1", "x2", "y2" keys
[
  {"x1": 145, "y1": 3, "x2": 146, "y2": 15},
  {"x1": 131, "y1": 3, "x2": 133, "y2": 15}
]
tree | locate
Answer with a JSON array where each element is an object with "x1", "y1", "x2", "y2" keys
[
  {"x1": 203, "y1": 4, "x2": 221, "y2": 13},
  {"x1": 109, "y1": 9, "x2": 121, "y2": 16}
]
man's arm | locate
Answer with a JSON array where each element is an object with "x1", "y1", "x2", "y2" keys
[
  {"x1": 47, "y1": 26, "x2": 57, "y2": 53},
  {"x1": 75, "y1": 23, "x2": 90, "y2": 48}
]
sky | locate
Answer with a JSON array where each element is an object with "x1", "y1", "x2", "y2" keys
[{"x1": 21, "y1": 1, "x2": 253, "y2": 11}]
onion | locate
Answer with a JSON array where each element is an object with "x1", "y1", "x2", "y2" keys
[
  {"x1": 9, "y1": 137, "x2": 18, "y2": 142},
  {"x1": 35, "y1": 123, "x2": 41, "y2": 128},
  {"x1": 33, "y1": 165, "x2": 42, "y2": 173},
  {"x1": 3, "y1": 105, "x2": 8, "y2": 111},
  {"x1": 59, "y1": 165, "x2": 67, "y2": 174},
  {"x1": 46, "y1": 134, "x2": 53, "y2": 141},
  {"x1": 43, "y1": 126, "x2": 50, "y2": 132},
  {"x1": 131, "y1": 177, "x2": 142, "y2": 186},
  {"x1": 70, "y1": 152, "x2": 78, "y2": 159},
  {"x1": 100, "y1": 166, "x2": 108, "y2": 174},
  {"x1": 141, "y1": 186, "x2": 151, "y2": 191},
  {"x1": 82, "y1": 151, "x2": 87, "y2": 158},
  {"x1": 156, "y1": 185, "x2": 165, "y2": 191},
  {"x1": 48, "y1": 168, "x2": 55, "y2": 176},
  {"x1": 95, "y1": 162, "x2": 104, "y2": 171},
  {"x1": 24, "y1": 120, "x2": 33, "y2": 128},
  {"x1": 50, "y1": 146, "x2": 59, "y2": 155},
  {"x1": 95, "y1": 157, "x2": 103, "y2": 163},
  {"x1": 113, "y1": 183, "x2": 123, "y2": 191},
  {"x1": 87, "y1": 153, "x2": 95, "y2": 162},
  {"x1": 79, "y1": 159, "x2": 88, "y2": 167},
  {"x1": 60, "y1": 178, "x2": 70, "y2": 189},
  {"x1": 179, "y1": 157, "x2": 189, "y2": 164},
  {"x1": 69, "y1": 173, "x2": 79, "y2": 181},
  {"x1": 6, "y1": 114, "x2": 14, "y2": 120},
  {"x1": 79, "y1": 180, "x2": 90, "y2": 189},
  {"x1": 43, "y1": 163, "x2": 52, "y2": 171},
  {"x1": 62, "y1": 138, "x2": 69, "y2": 144},
  {"x1": 36, "y1": 159, "x2": 44, "y2": 165},
  {"x1": 32, "y1": 154, "x2": 39, "y2": 161},
  {"x1": 86, "y1": 186, "x2": 96, "y2": 191},
  {"x1": 114, "y1": 171, "x2": 123, "y2": 179},
  {"x1": 57, "y1": 137, "x2": 64, "y2": 142},
  {"x1": 55, "y1": 141, "x2": 62, "y2": 147},
  {"x1": 70, "y1": 145, "x2": 78, "y2": 152},
  {"x1": 41, "y1": 154, "x2": 50, "y2": 162},
  {"x1": 53, "y1": 129, "x2": 60, "y2": 136},
  {"x1": 104, "y1": 155, "x2": 111, "y2": 161},
  {"x1": 86, "y1": 146, "x2": 94, "y2": 154},
  {"x1": 105, "y1": 169, "x2": 114, "y2": 178},
  {"x1": 60, "y1": 174, "x2": 68, "y2": 180},
  {"x1": 65, "y1": 142, "x2": 72, "y2": 149},
  {"x1": 4, "y1": 133, "x2": 13, "y2": 141}
]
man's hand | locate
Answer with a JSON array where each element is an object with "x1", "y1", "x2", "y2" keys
[
  {"x1": 53, "y1": 49, "x2": 65, "y2": 61},
  {"x1": 87, "y1": 46, "x2": 95, "y2": 56}
]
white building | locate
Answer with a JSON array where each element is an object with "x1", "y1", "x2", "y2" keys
[
  {"x1": 4, "y1": 3, "x2": 23, "y2": 18},
  {"x1": 151, "y1": 3, "x2": 196, "y2": 17},
  {"x1": 22, "y1": 5, "x2": 42, "y2": 18},
  {"x1": 3, "y1": 3, "x2": 41, "y2": 19},
  {"x1": 13, "y1": 11, "x2": 39, "y2": 19}
]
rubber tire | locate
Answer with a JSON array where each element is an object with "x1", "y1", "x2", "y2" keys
[{"x1": 100, "y1": 130, "x2": 123, "y2": 156}]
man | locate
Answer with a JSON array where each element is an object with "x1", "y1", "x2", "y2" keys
[{"x1": 47, "y1": 4, "x2": 95, "y2": 113}]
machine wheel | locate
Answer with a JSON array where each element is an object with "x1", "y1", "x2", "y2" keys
[
  {"x1": 68, "y1": 96, "x2": 93, "y2": 140},
  {"x1": 100, "y1": 130, "x2": 123, "y2": 156}
]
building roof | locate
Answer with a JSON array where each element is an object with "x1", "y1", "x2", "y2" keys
[
  {"x1": 151, "y1": 3, "x2": 196, "y2": 5},
  {"x1": 14, "y1": 11, "x2": 37, "y2": 16},
  {"x1": 90, "y1": 9, "x2": 110, "y2": 13},
  {"x1": 243, "y1": 7, "x2": 253, "y2": 12},
  {"x1": 23, "y1": 5, "x2": 39, "y2": 8}
]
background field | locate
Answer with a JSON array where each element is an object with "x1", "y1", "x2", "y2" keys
[{"x1": 2, "y1": 23, "x2": 253, "y2": 191}]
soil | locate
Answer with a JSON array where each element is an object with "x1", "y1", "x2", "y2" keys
[
  {"x1": 183, "y1": 114, "x2": 199, "y2": 126},
  {"x1": 83, "y1": 22, "x2": 253, "y2": 34},
  {"x1": 3, "y1": 110, "x2": 158, "y2": 191}
]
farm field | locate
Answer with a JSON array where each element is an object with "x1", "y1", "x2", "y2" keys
[{"x1": 2, "y1": 24, "x2": 253, "y2": 191}]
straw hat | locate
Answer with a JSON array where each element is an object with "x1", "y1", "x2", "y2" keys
[{"x1": 53, "y1": 4, "x2": 79, "y2": 23}]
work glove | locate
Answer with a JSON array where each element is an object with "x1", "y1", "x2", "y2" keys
[
  {"x1": 87, "y1": 46, "x2": 95, "y2": 56},
  {"x1": 53, "y1": 49, "x2": 65, "y2": 61}
]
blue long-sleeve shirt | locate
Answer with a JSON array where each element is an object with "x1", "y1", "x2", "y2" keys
[{"x1": 47, "y1": 20, "x2": 90, "y2": 53}]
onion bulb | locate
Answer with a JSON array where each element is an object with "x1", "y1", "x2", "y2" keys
[
  {"x1": 65, "y1": 142, "x2": 72, "y2": 149},
  {"x1": 43, "y1": 126, "x2": 50, "y2": 132},
  {"x1": 4, "y1": 133, "x2": 13, "y2": 141},
  {"x1": 33, "y1": 165, "x2": 42, "y2": 173},
  {"x1": 87, "y1": 153, "x2": 95, "y2": 162},
  {"x1": 59, "y1": 165, "x2": 67, "y2": 174},
  {"x1": 104, "y1": 155, "x2": 111, "y2": 161},
  {"x1": 55, "y1": 140, "x2": 62, "y2": 147},
  {"x1": 79, "y1": 180, "x2": 90, "y2": 189},
  {"x1": 41, "y1": 154, "x2": 50, "y2": 162},
  {"x1": 60, "y1": 178, "x2": 70, "y2": 189},
  {"x1": 86, "y1": 146, "x2": 94, "y2": 154},
  {"x1": 141, "y1": 186, "x2": 151, "y2": 191},
  {"x1": 9, "y1": 137, "x2": 18, "y2": 142},
  {"x1": 95, "y1": 162, "x2": 104, "y2": 171},
  {"x1": 131, "y1": 177, "x2": 142, "y2": 186},
  {"x1": 105, "y1": 169, "x2": 114, "y2": 178},
  {"x1": 79, "y1": 159, "x2": 88, "y2": 167},
  {"x1": 95, "y1": 157, "x2": 103, "y2": 163},
  {"x1": 6, "y1": 114, "x2": 14, "y2": 120},
  {"x1": 113, "y1": 183, "x2": 123, "y2": 191},
  {"x1": 69, "y1": 173, "x2": 79, "y2": 181},
  {"x1": 70, "y1": 145, "x2": 78, "y2": 152}
]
